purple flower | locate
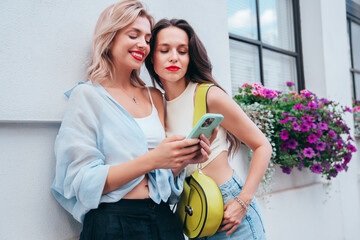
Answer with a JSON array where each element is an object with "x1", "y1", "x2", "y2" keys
[
  {"x1": 280, "y1": 130, "x2": 289, "y2": 141},
  {"x1": 319, "y1": 98, "x2": 331, "y2": 105},
  {"x1": 307, "y1": 134, "x2": 317, "y2": 143},
  {"x1": 328, "y1": 129, "x2": 337, "y2": 139},
  {"x1": 303, "y1": 147, "x2": 315, "y2": 158},
  {"x1": 293, "y1": 122, "x2": 301, "y2": 131},
  {"x1": 336, "y1": 141, "x2": 343, "y2": 149},
  {"x1": 311, "y1": 164, "x2": 323, "y2": 174},
  {"x1": 344, "y1": 154, "x2": 352, "y2": 164},
  {"x1": 281, "y1": 166, "x2": 292, "y2": 174},
  {"x1": 286, "y1": 81, "x2": 295, "y2": 87},
  {"x1": 293, "y1": 104, "x2": 303, "y2": 110},
  {"x1": 334, "y1": 164, "x2": 344, "y2": 172},
  {"x1": 281, "y1": 142, "x2": 288, "y2": 150},
  {"x1": 287, "y1": 139, "x2": 298, "y2": 149},
  {"x1": 281, "y1": 112, "x2": 291, "y2": 116},
  {"x1": 322, "y1": 160, "x2": 330, "y2": 171},
  {"x1": 319, "y1": 122, "x2": 328, "y2": 130},
  {"x1": 348, "y1": 144, "x2": 357, "y2": 153},
  {"x1": 329, "y1": 171, "x2": 338, "y2": 178},
  {"x1": 316, "y1": 130, "x2": 323, "y2": 137},
  {"x1": 345, "y1": 107, "x2": 352, "y2": 113},
  {"x1": 316, "y1": 142, "x2": 326, "y2": 151},
  {"x1": 300, "y1": 123, "x2": 311, "y2": 132},
  {"x1": 307, "y1": 101, "x2": 317, "y2": 109},
  {"x1": 288, "y1": 117, "x2": 297, "y2": 121}
]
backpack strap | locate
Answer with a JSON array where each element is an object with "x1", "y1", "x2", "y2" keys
[{"x1": 193, "y1": 83, "x2": 215, "y2": 127}]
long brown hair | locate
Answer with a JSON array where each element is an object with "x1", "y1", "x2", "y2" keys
[
  {"x1": 145, "y1": 19, "x2": 241, "y2": 154},
  {"x1": 87, "y1": 0, "x2": 153, "y2": 86}
]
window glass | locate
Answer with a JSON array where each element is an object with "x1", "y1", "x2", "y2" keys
[
  {"x1": 228, "y1": 0, "x2": 258, "y2": 40},
  {"x1": 355, "y1": 73, "x2": 360, "y2": 100},
  {"x1": 263, "y1": 49, "x2": 297, "y2": 92},
  {"x1": 259, "y1": 0, "x2": 295, "y2": 51},
  {"x1": 229, "y1": 39, "x2": 261, "y2": 95},
  {"x1": 351, "y1": 21, "x2": 360, "y2": 70}
]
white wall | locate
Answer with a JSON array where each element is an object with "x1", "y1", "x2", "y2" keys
[
  {"x1": 1, "y1": 0, "x2": 359, "y2": 239},
  {"x1": 0, "y1": 0, "x2": 230, "y2": 239}
]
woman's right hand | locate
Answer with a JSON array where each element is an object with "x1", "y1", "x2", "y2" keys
[{"x1": 149, "y1": 135, "x2": 201, "y2": 169}]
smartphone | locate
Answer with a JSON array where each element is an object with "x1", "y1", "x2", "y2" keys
[{"x1": 187, "y1": 113, "x2": 224, "y2": 139}]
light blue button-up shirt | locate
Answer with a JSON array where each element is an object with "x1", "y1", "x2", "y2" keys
[{"x1": 51, "y1": 82, "x2": 185, "y2": 223}]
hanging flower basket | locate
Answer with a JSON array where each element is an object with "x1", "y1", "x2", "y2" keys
[{"x1": 234, "y1": 82, "x2": 357, "y2": 180}]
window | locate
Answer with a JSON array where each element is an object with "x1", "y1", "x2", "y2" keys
[
  {"x1": 227, "y1": 0, "x2": 304, "y2": 96},
  {"x1": 347, "y1": 0, "x2": 360, "y2": 100}
]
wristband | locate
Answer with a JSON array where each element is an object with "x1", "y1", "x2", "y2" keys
[{"x1": 234, "y1": 196, "x2": 249, "y2": 212}]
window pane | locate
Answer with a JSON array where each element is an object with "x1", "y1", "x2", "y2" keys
[
  {"x1": 263, "y1": 49, "x2": 297, "y2": 92},
  {"x1": 351, "y1": 21, "x2": 360, "y2": 70},
  {"x1": 227, "y1": 0, "x2": 258, "y2": 40},
  {"x1": 259, "y1": 0, "x2": 295, "y2": 51},
  {"x1": 229, "y1": 39, "x2": 261, "y2": 96},
  {"x1": 355, "y1": 73, "x2": 360, "y2": 100}
]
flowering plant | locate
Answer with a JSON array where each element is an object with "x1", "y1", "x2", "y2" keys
[
  {"x1": 234, "y1": 82, "x2": 357, "y2": 180},
  {"x1": 353, "y1": 100, "x2": 360, "y2": 136}
]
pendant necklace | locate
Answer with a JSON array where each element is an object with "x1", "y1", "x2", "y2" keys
[{"x1": 120, "y1": 88, "x2": 139, "y2": 104}]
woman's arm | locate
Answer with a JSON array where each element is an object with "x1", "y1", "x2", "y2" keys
[{"x1": 207, "y1": 86, "x2": 272, "y2": 200}]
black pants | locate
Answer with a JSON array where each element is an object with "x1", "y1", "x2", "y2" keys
[{"x1": 80, "y1": 199, "x2": 184, "y2": 240}]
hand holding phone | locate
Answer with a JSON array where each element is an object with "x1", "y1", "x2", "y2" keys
[{"x1": 187, "y1": 113, "x2": 224, "y2": 139}]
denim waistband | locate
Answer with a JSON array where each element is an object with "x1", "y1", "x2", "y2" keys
[{"x1": 218, "y1": 170, "x2": 244, "y2": 191}]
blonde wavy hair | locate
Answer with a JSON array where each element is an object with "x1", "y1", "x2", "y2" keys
[{"x1": 87, "y1": 0, "x2": 153, "y2": 86}]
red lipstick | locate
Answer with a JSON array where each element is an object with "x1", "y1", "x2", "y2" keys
[
  {"x1": 130, "y1": 51, "x2": 145, "y2": 61},
  {"x1": 166, "y1": 65, "x2": 180, "y2": 71}
]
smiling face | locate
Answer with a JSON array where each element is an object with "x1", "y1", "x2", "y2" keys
[
  {"x1": 110, "y1": 16, "x2": 151, "y2": 71},
  {"x1": 152, "y1": 26, "x2": 190, "y2": 86}
]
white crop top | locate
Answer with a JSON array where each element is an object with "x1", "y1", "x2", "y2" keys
[
  {"x1": 134, "y1": 88, "x2": 165, "y2": 149},
  {"x1": 166, "y1": 82, "x2": 228, "y2": 177}
]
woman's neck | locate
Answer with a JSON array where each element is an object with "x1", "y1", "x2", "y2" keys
[
  {"x1": 162, "y1": 79, "x2": 189, "y2": 101},
  {"x1": 103, "y1": 67, "x2": 134, "y2": 89}
]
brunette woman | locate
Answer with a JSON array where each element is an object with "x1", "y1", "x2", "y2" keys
[{"x1": 146, "y1": 19, "x2": 271, "y2": 239}]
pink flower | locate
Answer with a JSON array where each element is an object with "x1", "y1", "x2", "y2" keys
[
  {"x1": 334, "y1": 164, "x2": 344, "y2": 172},
  {"x1": 348, "y1": 144, "x2": 357, "y2": 153},
  {"x1": 303, "y1": 147, "x2": 315, "y2": 158},
  {"x1": 280, "y1": 118, "x2": 290, "y2": 124},
  {"x1": 353, "y1": 106, "x2": 360, "y2": 112},
  {"x1": 308, "y1": 134, "x2": 318, "y2": 143},
  {"x1": 253, "y1": 83, "x2": 264, "y2": 90},
  {"x1": 316, "y1": 142, "x2": 326, "y2": 151},
  {"x1": 242, "y1": 83, "x2": 252, "y2": 89},
  {"x1": 280, "y1": 130, "x2": 289, "y2": 141},
  {"x1": 293, "y1": 104, "x2": 303, "y2": 110},
  {"x1": 286, "y1": 81, "x2": 295, "y2": 86}
]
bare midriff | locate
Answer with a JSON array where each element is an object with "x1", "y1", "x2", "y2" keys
[
  {"x1": 122, "y1": 175, "x2": 150, "y2": 199},
  {"x1": 123, "y1": 148, "x2": 154, "y2": 199},
  {"x1": 201, "y1": 151, "x2": 234, "y2": 186}
]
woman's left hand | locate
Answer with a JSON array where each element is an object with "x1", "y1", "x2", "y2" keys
[
  {"x1": 218, "y1": 198, "x2": 247, "y2": 235},
  {"x1": 184, "y1": 128, "x2": 218, "y2": 165}
]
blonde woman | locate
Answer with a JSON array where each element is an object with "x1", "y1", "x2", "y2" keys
[{"x1": 51, "y1": 2, "x2": 213, "y2": 239}]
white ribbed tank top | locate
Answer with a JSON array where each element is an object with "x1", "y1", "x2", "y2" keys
[{"x1": 166, "y1": 82, "x2": 228, "y2": 177}]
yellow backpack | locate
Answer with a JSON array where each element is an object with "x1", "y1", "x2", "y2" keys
[{"x1": 175, "y1": 83, "x2": 224, "y2": 238}]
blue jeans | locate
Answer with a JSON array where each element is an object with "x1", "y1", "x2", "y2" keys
[{"x1": 195, "y1": 172, "x2": 266, "y2": 240}]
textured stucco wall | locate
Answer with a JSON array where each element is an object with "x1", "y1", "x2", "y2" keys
[{"x1": 1, "y1": 0, "x2": 359, "y2": 239}]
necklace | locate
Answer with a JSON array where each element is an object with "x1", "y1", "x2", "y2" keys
[
  {"x1": 120, "y1": 88, "x2": 139, "y2": 104},
  {"x1": 105, "y1": 86, "x2": 139, "y2": 104}
]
